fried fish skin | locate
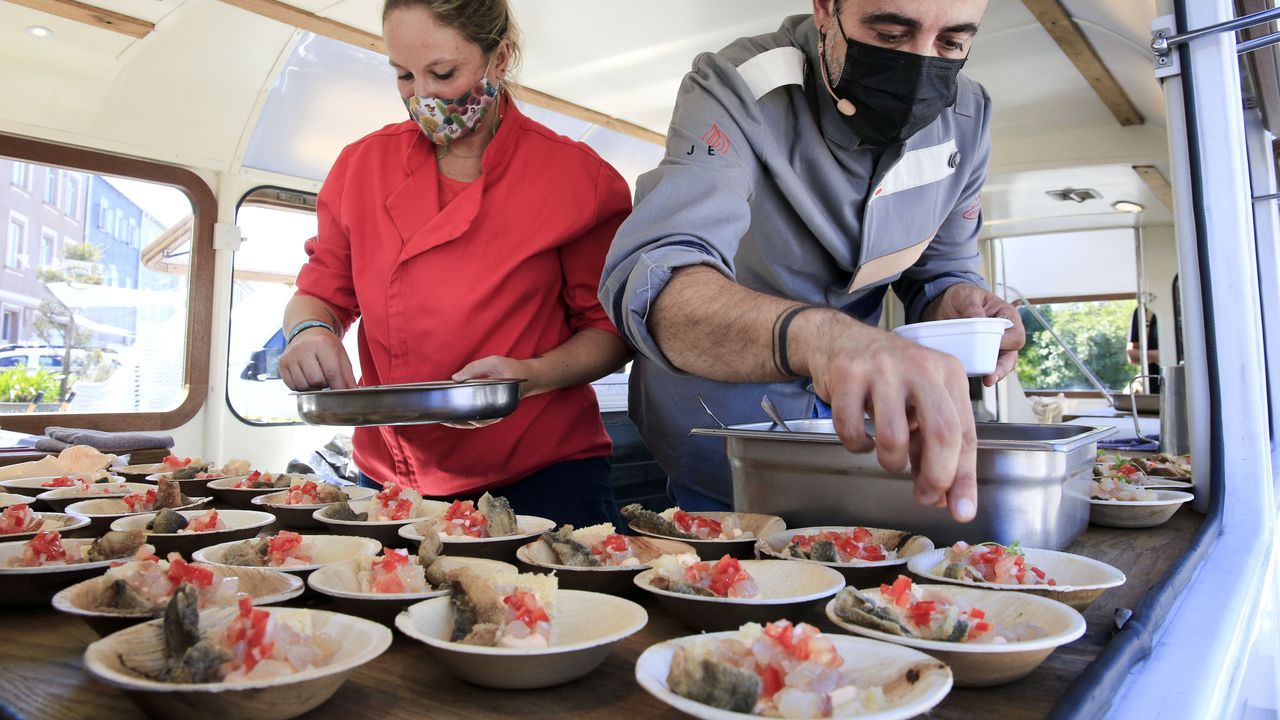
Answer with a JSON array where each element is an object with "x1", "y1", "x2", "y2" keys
[
  {"x1": 86, "y1": 529, "x2": 147, "y2": 562},
  {"x1": 148, "y1": 508, "x2": 188, "y2": 534},
  {"x1": 542, "y1": 526, "x2": 601, "y2": 567},
  {"x1": 326, "y1": 500, "x2": 367, "y2": 522},
  {"x1": 448, "y1": 568, "x2": 505, "y2": 645},
  {"x1": 478, "y1": 493, "x2": 517, "y2": 537},
  {"x1": 223, "y1": 538, "x2": 267, "y2": 567},
  {"x1": 620, "y1": 503, "x2": 695, "y2": 540},
  {"x1": 99, "y1": 578, "x2": 156, "y2": 613},
  {"x1": 667, "y1": 647, "x2": 760, "y2": 714}
]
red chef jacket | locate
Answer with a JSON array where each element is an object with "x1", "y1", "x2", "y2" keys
[{"x1": 296, "y1": 98, "x2": 631, "y2": 497}]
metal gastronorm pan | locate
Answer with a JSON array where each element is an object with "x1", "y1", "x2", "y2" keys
[
  {"x1": 294, "y1": 379, "x2": 522, "y2": 427},
  {"x1": 691, "y1": 420, "x2": 1116, "y2": 549}
]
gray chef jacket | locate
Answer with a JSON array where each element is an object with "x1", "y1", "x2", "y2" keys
[{"x1": 599, "y1": 14, "x2": 992, "y2": 504}]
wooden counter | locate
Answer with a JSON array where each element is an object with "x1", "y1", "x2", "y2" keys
[{"x1": 0, "y1": 508, "x2": 1202, "y2": 719}]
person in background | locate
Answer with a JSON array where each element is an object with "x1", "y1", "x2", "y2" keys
[
  {"x1": 278, "y1": 0, "x2": 632, "y2": 527},
  {"x1": 600, "y1": 0, "x2": 1024, "y2": 521},
  {"x1": 1128, "y1": 308, "x2": 1161, "y2": 392}
]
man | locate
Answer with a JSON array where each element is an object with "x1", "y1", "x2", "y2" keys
[
  {"x1": 1128, "y1": 308, "x2": 1161, "y2": 392},
  {"x1": 599, "y1": 0, "x2": 1024, "y2": 523}
]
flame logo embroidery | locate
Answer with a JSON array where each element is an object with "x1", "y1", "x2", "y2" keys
[{"x1": 701, "y1": 123, "x2": 732, "y2": 155}]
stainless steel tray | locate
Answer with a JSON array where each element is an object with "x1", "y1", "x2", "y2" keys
[
  {"x1": 294, "y1": 379, "x2": 522, "y2": 427},
  {"x1": 692, "y1": 420, "x2": 1115, "y2": 549}
]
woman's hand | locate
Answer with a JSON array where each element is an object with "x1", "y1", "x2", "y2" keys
[
  {"x1": 445, "y1": 355, "x2": 535, "y2": 429},
  {"x1": 278, "y1": 328, "x2": 356, "y2": 390}
]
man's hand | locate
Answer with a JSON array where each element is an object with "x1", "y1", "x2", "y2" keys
[
  {"x1": 794, "y1": 312, "x2": 979, "y2": 523},
  {"x1": 278, "y1": 328, "x2": 356, "y2": 390},
  {"x1": 923, "y1": 284, "x2": 1026, "y2": 387}
]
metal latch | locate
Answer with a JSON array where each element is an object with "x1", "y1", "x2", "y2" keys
[
  {"x1": 1152, "y1": 6, "x2": 1280, "y2": 78},
  {"x1": 213, "y1": 223, "x2": 244, "y2": 252}
]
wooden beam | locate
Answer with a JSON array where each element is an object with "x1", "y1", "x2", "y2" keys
[
  {"x1": 217, "y1": 0, "x2": 382, "y2": 53},
  {"x1": 1133, "y1": 165, "x2": 1174, "y2": 209},
  {"x1": 1021, "y1": 0, "x2": 1143, "y2": 127},
  {"x1": 216, "y1": 0, "x2": 665, "y2": 145},
  {"x1": 514, "y1": 87, "x2": 667, "y2": 145},
  {"x1": 6, "y1": 0, "x2": 153, "y2": 39}
]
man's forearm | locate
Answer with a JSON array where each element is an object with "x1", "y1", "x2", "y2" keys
[{"x1": 650, "y1": 266, "x2": 861, "y2": 381}]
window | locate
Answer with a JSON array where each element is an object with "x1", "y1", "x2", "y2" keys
[
  {"x1": 1016, "y1": 299, "x2": 1143, "y2": 392},
  {"x1": 0, "y1": 356, "x2": 24, "y2": 368},
  {"x1": 10, "y1": 162, "x2": 29, "y2": 191},
  {"x1": 63, "y1": 174, "x2": 79, "y2": 219},
  {"x1": 43, "y1": 168, "x2": 58, "y2": 206},
  {"x1": 6, "y1": 213, "x2": 26, "y2": 269},
  {"x1": 127, "y1": 218, "x2": 138, "y2": 248},
  {"x1": 1, "y1": 311, "x2": 19, "y2": 344},
  {"x1": 40, "y1": 228, "x2": 57, "y2": 267},
  {"x1": 0, "y1": 143, "x2": 212, "y2": 430},
  {"x1": 227, "y1": 188, "x2": 362, "y2": 424}
]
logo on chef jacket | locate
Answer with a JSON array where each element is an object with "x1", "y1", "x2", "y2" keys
[
  {"x1": 687, "y1": 123, "x2": 732, "y2": 157},
  {"x1": 962, "y1": 194, "x2": 982, "y2": 221}
]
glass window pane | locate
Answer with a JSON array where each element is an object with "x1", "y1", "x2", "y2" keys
[
  {"x1": 0, "y1": 157, "x2": 192, "y2": 415},
  {"x1": 1017, "y1": 299, "x2": 1143, "y2": 392},
  {"x1": 228, "y1": 191, "x2": 362, "y2": 424}
]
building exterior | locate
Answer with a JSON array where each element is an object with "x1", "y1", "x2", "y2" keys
[{"x1": 1, "y1": 158, "x2": 88, "y2": 346}]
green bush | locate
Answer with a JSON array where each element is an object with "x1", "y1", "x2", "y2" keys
[{"x1": 0, "y1": 367, "x2": 66, "y2": 403}]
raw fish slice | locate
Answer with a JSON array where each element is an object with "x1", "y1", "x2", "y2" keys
[{"x1": 621, "y1": 503, "x2": 695, "y2": 540}]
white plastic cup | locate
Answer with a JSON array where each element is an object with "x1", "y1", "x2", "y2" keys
[{"x1": 892, "y1": 317, "x2": 1014, "y2": 376}]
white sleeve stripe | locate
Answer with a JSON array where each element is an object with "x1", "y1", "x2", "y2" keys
[{"x1": 735, "y1": 47, "x2": 806, "y2": 101}]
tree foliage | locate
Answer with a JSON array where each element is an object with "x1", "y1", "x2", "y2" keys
[{"x1": 1016, "y1": 300, "x2": 1142, "y2": 392}]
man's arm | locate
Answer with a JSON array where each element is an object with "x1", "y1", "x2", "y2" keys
[{"x1": 653, "y1": 266, "x2": 978, "y2": 522}]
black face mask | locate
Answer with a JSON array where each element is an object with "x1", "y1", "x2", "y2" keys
[{"x1": 821, "y1": 14, "x2": 967, "y2": 146}]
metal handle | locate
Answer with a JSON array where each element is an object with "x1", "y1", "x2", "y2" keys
[
  {"x1": 998, "y1": 283, "x2": 1115, "y2": 407},
  {"x1": 1153, "y1": 6, "x2": 1280, "y2": 61},
  {"x1": 1128, "y1": 374, "x2": 1161, "y2": 439}
]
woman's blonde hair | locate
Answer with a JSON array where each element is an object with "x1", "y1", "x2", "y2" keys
[{"x1": 382, "y1": 0, "x2": 523, "y2": 78}]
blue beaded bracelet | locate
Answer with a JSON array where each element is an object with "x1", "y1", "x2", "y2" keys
[{"x1": 287, "y1": 320, "x2": 337, "y2": 344}]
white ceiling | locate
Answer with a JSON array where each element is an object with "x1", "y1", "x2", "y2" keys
[{"x1": 0, "y1": 0, "x2": 1174, "y2": 231}]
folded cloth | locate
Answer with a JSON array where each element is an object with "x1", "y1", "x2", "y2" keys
[
  {"x1": 41, "y1": 427, "x2": 175, "y2": 453},
  {"x1": 1098, "y1": 434, "x2": 1160, "y2": 452}
]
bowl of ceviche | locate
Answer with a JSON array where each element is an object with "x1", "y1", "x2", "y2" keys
[
  {"x1": 1089, "y1": 486, "x2": 1194, "y2": 529},
  {"x1": 0, "y1": 504, "x2": 90, "y2": 542},
  {"x1": 251, "y1": 483, "x2": 375, "y2": 529},
  {"x1": 397, "y1": 495, "x2": 556, "y2": 561},
  {"x1": 52, "y1": 554, "x2": 304, "y2": 636},
  {"x1": 395, "y1": 569, "x2": 647, "y2": 690},
  {"x1": 193, "y1": 532, "x2": 381, "y2": 581},
  {"x1": 516, "y1": 523, "x2": 697, "y2": 595},
  {"x1": 84, "y1": 600, "x2": 392, "y2": 720},
  {"x1": 307, "y1": 550, "x2": 515, "y2": 625},
  {"x1": 756, "y1": 526, "x2": 935, "y2": 588},
  {"x1": 0, "y1": 531, "x2": 155, "y2": 607},
  {"x1": 635, "y1": 620, "x2": 953, "y2": 720},
  {"x1": 623, "y1": 504, "x2": 785, "y2": 561},
  {"x1": 906, "y1": 542, "x2": 1126, "y2": 611},
  {"x1": 826, "y1": 576, "x2": 1086, "y2": 686},
  {"x1": 634, "y1": 556, "x2": 845, "y2": 632},
  {"x1": 111, "y1": 509, "x2": 276, "y2": 557}
]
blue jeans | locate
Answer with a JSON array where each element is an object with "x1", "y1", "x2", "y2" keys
[
  {"x1": 666, "y1": 478, "x2": 731, "y2": 512},
  {"x1": 357, "y1": 457, "x2": 624, "y2": 528}
]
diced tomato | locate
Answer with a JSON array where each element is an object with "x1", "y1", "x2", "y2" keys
[
  {"x1": 266, "y1": 531, "x2": 307, "y2": 565},
  {"x1": 851, "y1": 526, "x2": 873, "y2": 544},
  {"x1": 707, "y1": 555, "x2": 749, "y2": 597},
  {"x1": 122, "y1": 489, "x2": 157, "y2": 513},
  {"x1": 163, "y1": 455, "x2": 193, "y2": 469},
  {"x1": 186, "y1": 509, "x2": 220, "y2": 533},
  {"x1": 909, "y1": 600, "x2": 937, "y2": 628},
  {"x1": 1030, "y1": 566, "x2": 1046, "y2": 580},
  {"x1": 443, "y1": 500, "x2": 488, "y2": 537},
  {"x1": 884, "y1": 575, "x2": 914, "y2": 607},
  {"x1": 968, "y1": 607, "x2": 986, "y2": 620},
  {"x1": 760, "y1": 663, "x2": 784, "y2": 698},
  {"x1": 672, "y1": 509, "x2": 723, "y2": 539},
  {"x1": 967, "y1": 620, "x2": 993, "y2": 641},
  {"x1": 503, "y1": 589, "x2": 550, "y2": 629},
  {"x1": 1117, "y1": 464, "x2": 1139, "y2": 477},
  {"x1": 0, "y1": 504, "x2": 37, "y2": 534},
  {"x1": 41, "y1": 475, "x2": 75, "y2": 488},
  {"x1": 601, "y1": 534, "x2": 629, "y2": 553},
  {"x1": 789, "y1": 534, "x2": 812, "y2": 551},
  {"x1": 166, "y1": 556, "x2": 214, "y2": 589},
  {"x1": 24, "y1": 530, "x2": 66, "y2": 564}
]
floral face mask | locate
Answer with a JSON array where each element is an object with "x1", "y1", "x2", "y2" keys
[{"x1": 403, "y1": 58, "x2": 500, "y2": 146}]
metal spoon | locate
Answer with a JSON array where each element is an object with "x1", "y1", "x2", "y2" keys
[
  {"x1": 696, "y1": 394, "x2": 727, "y2": 429},
  {"x1": 760, "y1": 394, "x2": 793, "y2": 432}
]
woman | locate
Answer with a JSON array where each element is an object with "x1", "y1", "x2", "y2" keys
[{"x1": 279, "y1": 0, "x2": 633, "y2": 527}]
